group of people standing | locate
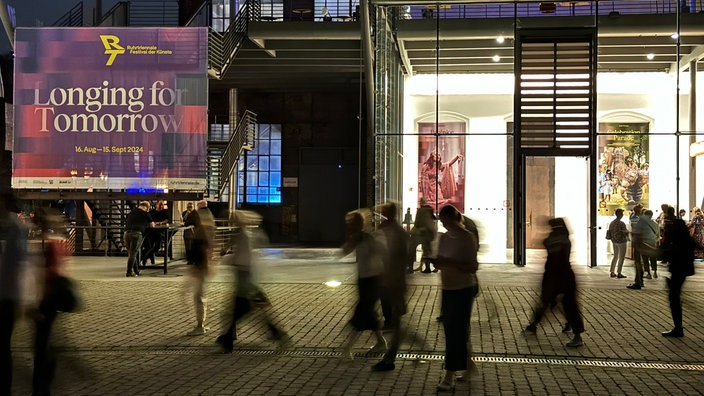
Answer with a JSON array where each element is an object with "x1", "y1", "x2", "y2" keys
[
  {"x1": 607, "y1": 203, "x2": 699, "y2": 337},
  {"x1": 342, "y1": 202, "x2": 479, "y2": 392}
]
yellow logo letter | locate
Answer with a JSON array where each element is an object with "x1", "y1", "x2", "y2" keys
[{"x1": 100, "y1": 35, "x2": 125, "y2": 66}]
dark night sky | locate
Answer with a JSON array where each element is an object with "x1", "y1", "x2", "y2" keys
[{"x1": 1, "y1": 0, "x2": 121, "y2": 53}]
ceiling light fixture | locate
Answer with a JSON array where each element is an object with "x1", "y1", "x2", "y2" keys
[
  {"x1": 646, "y1": 53, "x2": 655, "y2": 60},
  {"x1": 492, "y1": 55, "x2": 500, "y2": 62},
  {"x1": 671, "y1": 33, "x2": 679, "y2": 39},
  {"x1": 496, "y1": 35, "x2": 505, "y2": 44}
]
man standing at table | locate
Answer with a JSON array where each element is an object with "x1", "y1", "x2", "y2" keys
[
  {"x1": 125, "y1": 201, "x2": 155, "y2": 277},
  {"x1": 143, "y1": 200, "x2": 170, "y2": 265}
]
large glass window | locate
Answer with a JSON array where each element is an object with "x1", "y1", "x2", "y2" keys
[{"x1": 237, "y1": 124, "x2": 282, "y2": 205}]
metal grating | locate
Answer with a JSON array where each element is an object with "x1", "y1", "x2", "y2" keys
[
  {"x1": 32, "y1": 347, "x2": 704, "y2": 371},
  {"x1": 516, "y1": 30, "x2": 595, "y2": 156}
]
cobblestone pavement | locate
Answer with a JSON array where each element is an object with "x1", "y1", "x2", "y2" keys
[{"x1": 8, "y1": 249, "x2": 704, "y2": 395}]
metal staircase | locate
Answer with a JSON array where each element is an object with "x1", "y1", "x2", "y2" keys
[
  {"x1": 217, "y1": 110, "x2": 257, "y2": 198},
  {"x1": 187, "y1": 0, "x2": 258, "y2": 79}
]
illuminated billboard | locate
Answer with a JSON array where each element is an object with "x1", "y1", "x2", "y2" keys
[{"x1": 12, "y1": 27, "x2": 208, "y2": 190}]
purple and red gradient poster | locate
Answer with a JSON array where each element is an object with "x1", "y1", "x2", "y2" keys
[{"x1": 12, "y1": 27, "x2": 208, "y2": 191}]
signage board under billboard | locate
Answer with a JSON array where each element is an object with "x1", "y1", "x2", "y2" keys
[{"x1": 12, "y1": 27, "x2": 208, "y2": 191}]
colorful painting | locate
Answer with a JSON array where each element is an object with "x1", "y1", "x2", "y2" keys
[
  {"x1": 597, "y1": 122, "x2": 650, "y2": 215},
  {"x1": 417, "y1": 122, "x2": 466, "y2": 213}
]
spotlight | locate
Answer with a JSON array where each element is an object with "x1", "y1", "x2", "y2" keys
[
  {"x1": 646, "y1": 53, "x2": 655, "y2": 60},
  {"x1": 671, "y1": 33, "x2": 679, "y2": 39},
  {"x1": 496, "y1": 35, "x2": 505, "y2": 44},
  {"x1": 492, "y1": 55, "x2": 500, "y2": 62}
]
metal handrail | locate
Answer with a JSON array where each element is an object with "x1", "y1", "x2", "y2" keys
[
  {"x1": 207, "y1": 0, "x2": 256, "y2": 78},
  {"x1": 52, "y1": 1, "x2": 83, "y2": 26},
  {"x1": 96, "y1": 1, "x2": 128, "y2": 25},
  {"x1": 404, "y1": 0, "x2": 703, "y2": 19},
  {"x1": 185, "y1": 0, "x2": 212, "y2": 27},
  {"x1": 128, "y1": 1, "x2": 179, "y2": 26},
  {"x1": 31, "y1": 224, "x2": 236, "y2": 257},
  {"x1": 219, "y1": 110, "x2": 257, "y2": 197}
]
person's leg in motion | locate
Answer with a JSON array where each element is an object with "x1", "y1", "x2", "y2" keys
[
  {"x1": 0, "y1": 300, "x2": 17, "y2": 396},
  {"x1": 663, "y1": 275, "x2": 685, "y2": 337}
]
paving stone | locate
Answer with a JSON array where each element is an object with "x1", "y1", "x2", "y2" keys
[{"x1": 7, "y1": 253, "x2": 704, "y2": 395}]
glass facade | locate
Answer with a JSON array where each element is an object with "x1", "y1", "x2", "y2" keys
[{"x1": 373, "y1": 2, "x2": 704, "y2": 265}]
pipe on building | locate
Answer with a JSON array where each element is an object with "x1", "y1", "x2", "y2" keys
[
  {"x1": 0, "y1": 0, "x2": 14, "y2": 49},
  {"x1": 361, "y1": 0, "x2": 375, "y2": 138},
  {"x1": 690, "y1": 60, "x2": 697, "y2": 212}
]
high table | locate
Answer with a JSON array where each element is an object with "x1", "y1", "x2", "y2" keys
[{"x1": 141, "y1": 225, "x2": 192, "y2": 274}]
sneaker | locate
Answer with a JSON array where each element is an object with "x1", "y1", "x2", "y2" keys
[
  {"x1": 368, "y1": 340, "x2": 388, "y2": 354},
  {"x1": 216, "y1": 334, "x2": 234, "y2": 353},
  {"x1": 662, "y1": 328, "x2": 684, "y2": 337},
  {"x1": 653, "y1": 271, "x2": 658, "y2": 279},
  {"x1": 566, "y1": 334, "x2": 583, "y2": 347},
  {"x1": 644, "y1": 273, "x2": 652, "y2": 279},
  {"x1": 187, "y1": 326, "x2": 207, "y2": 336},
  {"x1": 610, "y1": 272, "x2": 617, "y2": 278},
  {"x1": 626, "y1": 283, "x2": 642, "y2": 290},
  {"x1": 524, "y1": 324, "x2": 537, "y2": 333},
  {"x1": 437, "y1": 377, "x2": 456, "y2": 392},
  {"x1": 617, "y1": 274, "x2": 627, "y2": 278}
]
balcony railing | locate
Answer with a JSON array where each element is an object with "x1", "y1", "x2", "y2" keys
[{"x1": 402, "y1": 0, "x2": 704, "y2": 19}]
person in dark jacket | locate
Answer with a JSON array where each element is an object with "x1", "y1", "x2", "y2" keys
[
  {"x1": 660, "y1": 211, "x2": 696, "y2": 337},
  {"x1": 524, "y1": 217, "x2": 585, "y2": 348},
  {"x1": 124, "y1": 202, "x2": 154, "y2": 277}
]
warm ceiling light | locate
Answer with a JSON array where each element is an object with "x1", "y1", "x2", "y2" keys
[
  {"x1": 324, "y1": 280, "x2": 342, "y2": 287},
  {"x1": 492, "y1": 55, "x2": 501, "y2": 62},
  {"x1": 671, "y1": 33, "x2": 679, "y2": 39},
  {"x1": 646, "y1": 53, "x2": 655, "y2": 60},
  {"x1": 496, "y1": 35, "x2": 505, "y2": 43}
]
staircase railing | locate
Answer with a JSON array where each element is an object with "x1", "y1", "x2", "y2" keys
[
  {"x1": 52, "y1": 1, "x2": 84, "y2": 26},
  {"x1": 219, "y1": 110, "x2": 257, "y2": 197},
  {"x1": 188, "y1": 0, "x2": 258, "y2": 79},
  {"x1": 95, "y1": 1, "x2": 129, "y2": 26}
]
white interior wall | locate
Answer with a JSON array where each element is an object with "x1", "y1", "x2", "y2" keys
[{"x1": 402, "y1": 72, "x2": 704, "y2": 264}]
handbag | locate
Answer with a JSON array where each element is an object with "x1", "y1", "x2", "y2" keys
[
  {"x1": 46, "y1": 275, "x2": 80, "y2": 313},
  {"x1": 605, "y1": 229, "x2": 612, "y2": 240}
]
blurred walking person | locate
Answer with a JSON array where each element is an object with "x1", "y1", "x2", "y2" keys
[
  {"x1": 0, "y1": 191, "x2": 27, "y2": 395},
  {"x1": 660, "y1": 211, "x2": 696, "y2": 337},
  {"x1": 186, "y1": 200, "x2": 215, "y2": 335},
  {"x1": 524, "y1": 218, "x2": 585, "y2": 348},
  {"x1": 431, "y1": 205, "x2": 479, "y2": 391},
  {"x1": 372, "y1": 202, "x2": 409, "y2": 371},
  {"x1": 32, "y1": 209, "x2": 79, "y2": 396},
  {"x1": 216, "y1": 211, "x2": 289, "y2": 352},
  {"x1": 340, "y1": 210, "x2": 387, "y2": 359}
]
